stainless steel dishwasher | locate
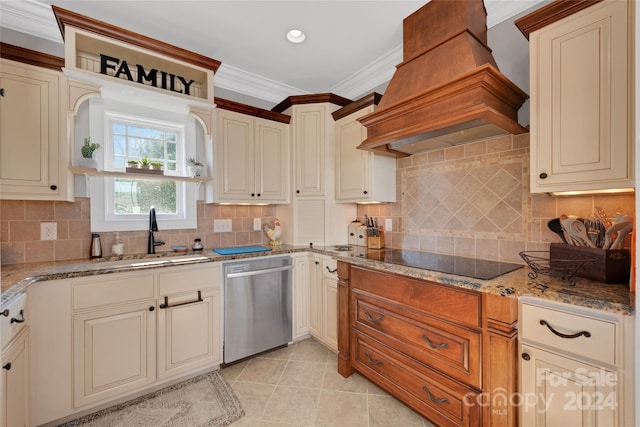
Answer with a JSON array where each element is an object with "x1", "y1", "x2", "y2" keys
[{"x1": 223, "y1": 255, "x2": 293, "y2": 364}]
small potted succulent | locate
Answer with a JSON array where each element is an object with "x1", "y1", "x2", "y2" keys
[
  {"x1": 186, "y1": 157, "x2": 204, "y2": 177},
  {"x1": 80, "y1": 137, "x2": 100, "y2": 167},
  {"x1": 139, "y1": 156, "x2": 152, "y2": 169},
  {"x1": 150, "y1": 161, "x2": 164, "y2": 170},
  {"x1": 126, "y1": 159, "x2": 139, "y2": 168}
]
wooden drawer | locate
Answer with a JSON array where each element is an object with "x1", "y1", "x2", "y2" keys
[
  {"x1": 352, "y1": 331, "x2": 481, "y2": 427},
  {"x1": 321, "y1": 258, "x2": 338, "y2": 279},
  {"x1": 72, "y1": 273, "x2": 155, "y2": 310},
  {"x1": 520, "y1": 301, "x2": 618, "y2": 366},
  {"x1": 351, "y1": 266, "x2": 481, "y2": 328},
  {"x1": 157, "y1": 263, "x2": 221, "y2": 295},
  {"x1": 353, "y1": 291, "x2": 481, "y2": 388},
  {"x1": 1, "y1": 293, "x2": 28, "y2": 350}
]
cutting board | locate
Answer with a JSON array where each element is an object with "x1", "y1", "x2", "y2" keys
[{"x1": 212, "y1": 245, "x2": 272, "y2": 255}]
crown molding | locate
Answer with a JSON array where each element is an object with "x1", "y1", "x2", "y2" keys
[
  {"x1": 0, "y1": 0, "x2": 61, "y2": 43},
  {"x1": 214, "y1": 63, "x2": 308, "y2": 104}
]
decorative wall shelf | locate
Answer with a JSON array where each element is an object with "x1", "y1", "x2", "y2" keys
[{"x1": 69, "y1": 166, "x2": 211, "y2": 183}]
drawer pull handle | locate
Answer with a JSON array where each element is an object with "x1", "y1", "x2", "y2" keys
[
  {"x1": 1, "y1": 309, "x2": 9, "y2": 317},
  {"x1": 326, "y1": 266, "x2": 337, "y2": 274},
  {"x1": 540, "y1": 319, "x2": 591, "y2": 339},
  {"x1": 422, "y1": 385, "x2": 449, "y2": 405},
  {"x1": 3, "y1": 363, "x2": 11, "y2": 371},
  {"x1": 364, "y1": 311, "x2": 384, "y2": 323},
  {"x1": 159, "y1": 291, "x2": 203, "y2": 309},
  {"x1": 365, "y1": 352, "x2": 383, "y2": 366},
  {"x1": 421, "y1": 334, "x2": 448, "y2": 350},
  {"x1": 10, "y1": 309, "x2": 25, "y2": 324}
]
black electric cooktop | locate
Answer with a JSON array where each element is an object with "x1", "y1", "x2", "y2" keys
[{"x1": 357, "y1": 249, "x2": 523, "y2": 280}]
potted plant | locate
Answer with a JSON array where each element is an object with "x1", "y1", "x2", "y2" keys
[
  {"x1": 139, "y1": 156, "x2": 152, "y2": 169},
  {"x1": 80, "y1": 137, "x2": 100, "y2": 167},
  {"x1": 186, "y1": 157, "x2": 204, "y2": 177},
  {"x1": 126, "y1": 160, "x2": 139, "y2": 168},
  {"x1": 150, "y1": 161, "x2": 164, "y2": 170}
]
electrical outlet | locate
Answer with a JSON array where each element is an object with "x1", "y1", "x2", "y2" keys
[
  {"x1": 385, "y1": 218, "x2": 393, "y2": 232},
  {"x1": 41, "y1": 222, "x2": 57, "y2": 240},
  {"x1": 253, "y1": 218, "x2": 262, "y2": 231},
  {"x1": 213, "y1": 219, "x2": 232, "y2": 232}
]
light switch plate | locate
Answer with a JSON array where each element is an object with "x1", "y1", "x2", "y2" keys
[
  {"x1": 253, "y1": 218, "x2": 262, "y2": 231},
  {"x1": 41, "y1": 222, "x2": 57, "y2": 240},
  {"x1": 385, "y1": 218, "x2": 393, "y2": 232},
  {"x1": 214, "y1": 219, "x2": 232, "y2": 232}
]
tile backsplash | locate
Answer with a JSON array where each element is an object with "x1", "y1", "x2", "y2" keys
[
  {"x1": 1, "y1": 133, "x2": 635, "y2": 265},
  {"x1": 358, "y1": 134, "x2": 635, "y2": 263},
  {"x1": 0, "y1": 200, "x2": 275, "y2": 265}
]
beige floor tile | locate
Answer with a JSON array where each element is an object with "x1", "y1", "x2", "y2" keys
[
  {"x1": 231, "y1": 382, "x2": 276, "y2": 419},
  {"x1": 290, "y1": 341, "x2": 332, "y2": 363},
  {"x1": 366, "y1": 380, "x2": 389, "y2": 396},
  {"x1": 315, "y1": 390, "x2": 369, "y2": 427},
  {"x1": 220, "y1": 360, "x2": 249, "y2": 382},
  {"x1": 261, "y1": 344, "x2": 295, "y2": 360},
  {"x1": 228, "y1": 416, "x2": 261, "y2": 426},
  {"x1": 279, "y1": 360, "x2": 326, "y2": 389},
  {"x1": 237, "y1": 357, "x2": 288, "y2": 385},
  {"x1": 261, "y1": 386, "x2": 320, "y2": 425},
  {"x1": 368, "y1": 394, "x2": 426, "y2": 427},
  {"x1": 321, "y1": 366, "x2": 368, "y2": 393}
]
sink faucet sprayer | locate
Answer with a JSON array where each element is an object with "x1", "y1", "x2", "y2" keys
[{"x1": 148, "y1": 207, "x2": 165, "y2": 254}]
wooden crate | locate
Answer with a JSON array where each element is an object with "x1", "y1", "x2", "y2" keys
[{"x1": 550, "y1": 243, "x2": 630, "y2": 284}]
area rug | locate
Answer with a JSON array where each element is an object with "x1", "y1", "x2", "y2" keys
[{"x1": 60, "y1": 371, "x2": 244, "y2": 427}]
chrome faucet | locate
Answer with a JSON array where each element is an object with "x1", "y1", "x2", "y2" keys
[{"x1": 148, "y1": 207, "x2": 165, "y2": 254}]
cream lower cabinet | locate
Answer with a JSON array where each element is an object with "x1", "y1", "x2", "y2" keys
[
  {"x1": 524, "y1": 1, "x2": 633, "y2": 193},
  {"x1": 309, "y1": 255, "x2": 338, "y2": 352},
  {"x1": 157, "y1": 263, "x2": 221, "y2": 379},
  {"x1": 72, "y1": 273, "x2": 157, "y2": 408},
  {"x1": 216, "y1": 109, "x2": 289, "y2": 203},
  {"x1": 29, "y1": 263, "x2": 223, "y2": 426},
  {"x1": 0, "y1": 59, "x2": 72, "y2": 201},
  {"x1": 292, "y1": 253, "x2": 312, "y2": 340},
  {"x1": 519, "y1": 297, "x2": 634, "y2": 427},
  {"x1": 1, "y1": 293, "x2": 30, "y2": 427}
]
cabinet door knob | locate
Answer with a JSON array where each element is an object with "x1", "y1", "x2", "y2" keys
[
  {"x1": 296, "y1": 190, "x2": 300, "y2": 194},
  {"x1": 2, "y1": 363, "x2": 11, "y2": 371},
  {"x1": 521, "y1": 352, "x2": 530, "y2": 361},
  {"x1": 149, "y1": 306, "x2": 155, "y2": 312},
  {"x1": 251, "y1": 193, "x2": 255, "y2": 197},
  {"x1": 363, "y1": 190, "x2": 368, "y2": 195},
  {"x1": 50, "y1": 185, "x2": 57, "y2": 191},
  {"x1": 257, "y1": 193, "x2": 261, "y2": 197},
  {"x1": 539, "y1": 172, "x2": 548, "y2": 179},
  {"x1": 0, "y1": 88, "x2": 5, "y2": 97},
  {"x1": 1, "y1": 309, "x2": 9, "y2": 317}
]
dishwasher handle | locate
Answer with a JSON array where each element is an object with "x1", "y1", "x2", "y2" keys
[{"x1": 226, "y1": 264, "x2": 293, "y2": 279}]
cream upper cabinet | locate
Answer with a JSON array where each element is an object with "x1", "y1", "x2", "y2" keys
[
  {"x1": 0, "y1": 59, "x2": 72, "y2": 201},
  {"x1": 334, "y1": 106, "x2": 396, "y2": 202},
  {"x1": 518, "y1": 298, "x2": 634, "y2": 427},
  {"x1": 527, "y1": 1, "x2": 632, "y2": 193},
  {"x1": 294, "y1": 104, "x2": 326, "y2": 197},
  {"x1": 216, "y1": 109, "x2": 289, "y2": 203}
]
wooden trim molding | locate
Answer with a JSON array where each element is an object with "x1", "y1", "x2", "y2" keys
[
  {"x1": 0, "y1": 42, "x2": 64, "y2": 71},
  {"x1": 514, "y1": 0, "x2": 603, "y2": 39},
  {"x1": 52, "y1": 5, "x2": 221, "y2": 73},
  {"x1": 271, "y1": 93, "x2": 352, "y2": 113},
  {"x1": 331, "y1": 92, "x2": 382, "y2": 121},
  {"x1": 215, "y1": 98, "x2": 291, "y2": 124}
]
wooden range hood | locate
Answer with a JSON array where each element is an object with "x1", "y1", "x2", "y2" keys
[{"x1": 358, "y1": 0, "x2": 528, "y2": 157}]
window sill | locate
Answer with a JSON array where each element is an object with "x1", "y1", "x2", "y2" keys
[{"x1": 69, "y1": 166, "x2": 212, "y2": 183}]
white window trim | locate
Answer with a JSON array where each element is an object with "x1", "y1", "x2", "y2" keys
[{"x1": 89, "y1": 98, "x2": 197, "y2": 232}]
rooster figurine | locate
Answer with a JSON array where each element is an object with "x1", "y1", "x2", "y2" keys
[{"x1": 264, "y1": 218, "x2": 283, "y2": 246}]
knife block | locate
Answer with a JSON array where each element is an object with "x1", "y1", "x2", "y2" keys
[{"x1": 367, "y1": 228, "x2": 385, "y2": 249}]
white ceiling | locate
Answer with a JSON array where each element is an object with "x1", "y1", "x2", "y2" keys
[{"x1": 0, "y1": 0, "x2": 544, "y2": 108}]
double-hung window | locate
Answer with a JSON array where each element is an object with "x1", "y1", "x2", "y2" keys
[{"x1": 89, "y1": 98, "x2": 197, "y2": 232}]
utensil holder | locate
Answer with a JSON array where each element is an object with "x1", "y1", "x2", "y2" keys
[{"x1": 367, "y1": 228, "x2": 385, "y2": 249}]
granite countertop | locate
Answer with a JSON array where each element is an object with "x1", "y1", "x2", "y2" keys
[{"x1": 1, "y1": 245, "x2": 635, "y2": 315}]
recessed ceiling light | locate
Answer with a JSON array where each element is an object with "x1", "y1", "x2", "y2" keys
[{"x1": 286, "y1": 29, "x2": 306, "y2": 44}]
